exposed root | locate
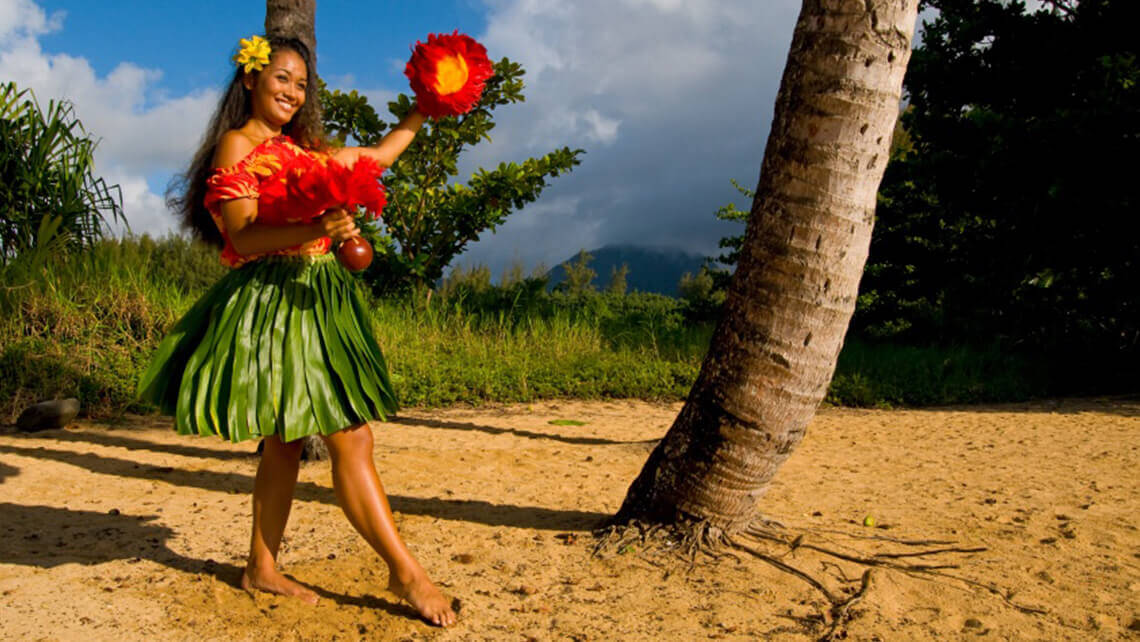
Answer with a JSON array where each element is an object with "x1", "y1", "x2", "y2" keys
[
  {"x1": 593, "y1": 519, "x2": 675, "y2": 558},
  {"x1": 874, "y1": 546, "x2": 988, "y2": 559},
  {"x1": 595, "y1": 517, "x2": 728, "y2": 564},
  {"x1": 733, "y1": 537, "x2": 839, "y2": 604},
  {"x1": 830, "y1": 569, "x2": 872, "y2": 640},
  {"x1": 743, "y1": 522, "x2": 1046, "y2": 616},
  {"x1": 596, "y1": 515, "x2": 1046, "y2": 640},
  {"x1": 745, "y1": 523, "x2": 974, "y2": 574},
  {"x1": 806, "y1": 526, "x2": 957, "y2": 546}
]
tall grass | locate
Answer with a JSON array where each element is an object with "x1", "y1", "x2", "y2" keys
[
  {"x1": 0, "y1": 236, "x2": 1051, "y2": 421},
  {"x1": 373, "y1": 302, "x2": 702, "y2": 407},
  {"x1": 0, "y1": 236, "x2": 703, "y2": 419},
  {"x1": 0, "y1": 236, "x2": 215, "y2": 419}
]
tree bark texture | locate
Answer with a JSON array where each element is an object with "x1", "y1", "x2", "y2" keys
[
  {"x1": 264, "y1": 0, "x2": 329, "y2": 462},
  {"x1": 617, "y1": 0, "x2": 919, "y2": 532},
  {"x1": 265, "y1": 0, "x2": 317, "y2": 68}
]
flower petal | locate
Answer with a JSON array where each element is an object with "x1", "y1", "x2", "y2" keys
[{"x1": 405, "y1": 31, "x2": 493, "y2": 118}]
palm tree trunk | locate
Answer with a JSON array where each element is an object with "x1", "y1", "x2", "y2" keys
[
  {"x1": 265, "y1": 0, "x2": 316, "y2": 62},
  {"x1": 616, "y1": 0, "x2": 920, "y2": 532},
  {"x1": 264, "y1": 0, "x2": 328, "y2": 462}
]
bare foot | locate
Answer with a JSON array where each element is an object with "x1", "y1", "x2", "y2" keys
[
  {"x1": 388, "y1": 572, "x2": 457, "y2": 627},
  {"x1": 241, "y1": 565, "x2": 319, "y2": 605}
]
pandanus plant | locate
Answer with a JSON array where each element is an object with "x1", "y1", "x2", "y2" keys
[{"x1": 0, "y1": 82, "x2": 125, "y2": 265}]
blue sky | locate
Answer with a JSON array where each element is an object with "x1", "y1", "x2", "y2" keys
[
  {"x1": 26, "y1": 0, "x2": 490, "y2": 230},
  {"x1": 2, "y1": 0, "x2": 816, "y2": 276},
  {"x1": 35, "y1": 1, "x2": 487, "y2": 97}
]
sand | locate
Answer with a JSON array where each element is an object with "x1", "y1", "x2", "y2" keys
[{"x1": 0, "y1": 398, "x2": 1137, "y2": 641}]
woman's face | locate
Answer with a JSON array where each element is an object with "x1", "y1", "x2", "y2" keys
[{"x1": 244, "y1": 49, "x2": 308, "y2": 129}]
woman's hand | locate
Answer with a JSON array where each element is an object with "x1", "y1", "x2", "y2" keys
[{"x1": 318, "y1": 208, "x2": 359, "y2": 243}]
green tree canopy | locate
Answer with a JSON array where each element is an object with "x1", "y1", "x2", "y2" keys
[
  {"x1": 856, "y1": 0, "x2": 1139, "y2": 369},
  {"x1": 607, "y1": 263, "x2": 629, "y2": 295}
]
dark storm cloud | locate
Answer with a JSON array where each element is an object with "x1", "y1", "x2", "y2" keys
[{"x1": 453, "y1": 0, "x2": 801, "y2": 274}]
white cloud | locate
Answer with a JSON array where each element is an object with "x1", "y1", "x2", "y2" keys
[
  {"x1": 622, "y1": 0, "x2": 686, "y2": 12},
  {"x1": 448, "y1": 193, "x2": 596, "y2": 273},
  {"x1": 0, "y1": 1, "x2": 215, "y2": 238},
  {"x1": 580, "y1": 109, "x2": 620, "y2": 145},
  {"x1": 526, "y1": 106, "x2": 621, "y2": 149},
  {"x1": 480, "y1": 0, "x2": 571, "y2": 80},
  {"x1": 104, "y1": 171, "x2": 171, "y2": 238},
  {"x1": 0, "y1": 0, "x2": 60, "y2": 41},
  {"x1": 456, "y1": 0, "x2": 801, "y2": 275}
]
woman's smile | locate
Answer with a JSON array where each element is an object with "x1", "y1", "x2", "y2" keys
[{"x1": 274, "y1": 95, "x2": 297, "y2": 115}]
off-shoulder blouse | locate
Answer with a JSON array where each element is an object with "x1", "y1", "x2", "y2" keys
[{"x1": 204, "y1": 135, "x2": 332, "y2": 268}]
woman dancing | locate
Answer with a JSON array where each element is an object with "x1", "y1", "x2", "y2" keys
[{"x1": 138, "y1": 34, "x2": 456, "y2": 627}]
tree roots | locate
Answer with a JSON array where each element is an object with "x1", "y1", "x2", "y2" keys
[{"x1": 594, "y1": 516, "x2": 1045, "y2": 641}]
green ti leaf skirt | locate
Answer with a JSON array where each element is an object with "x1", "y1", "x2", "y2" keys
[{"x1": 137, "y1": 254, "x2": 398, "y2": 443}]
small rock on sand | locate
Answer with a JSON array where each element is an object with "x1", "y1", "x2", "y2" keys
[{"x1": 16, "y1": 398, "x2": 80, "y2": 432}]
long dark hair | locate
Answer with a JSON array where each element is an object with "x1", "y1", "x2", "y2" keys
[{"x1": 169, "y1": 36, "x2": 325, "y2": 247}]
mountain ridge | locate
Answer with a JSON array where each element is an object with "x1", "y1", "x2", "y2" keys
[{"x1": 545, "y1": 244, "x2": 709, "y2": 295}]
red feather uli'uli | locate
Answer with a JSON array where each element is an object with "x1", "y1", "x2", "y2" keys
[
  {"x1": 256, "y1": 153, "x2": 387, "y2": 271},
  {"x1": 405, "y1": 31, "x2": 493, "y2": 118}
]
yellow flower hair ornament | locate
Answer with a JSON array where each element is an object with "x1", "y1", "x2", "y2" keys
[{"x1": 233, "y1": 35, "x2": 271, "y2": 73}]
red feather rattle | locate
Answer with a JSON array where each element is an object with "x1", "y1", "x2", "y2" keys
[
  {"x1": 260, "y1": 156, "x2": 387, "y2": 271},
  {"x1": 405, "y1": 31, "x2": 493, "y2": 119}
]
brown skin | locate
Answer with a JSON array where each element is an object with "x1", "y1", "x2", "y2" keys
[{"x1": 216, "y1": 49, "x2": 456, "y2": 627}]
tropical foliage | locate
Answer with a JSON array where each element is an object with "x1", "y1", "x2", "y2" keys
[
  {"x1": 856, "y1": 0, "x2": 1139, "y2": 377},
  {"x1": 0, "y1": 82, "x2": 124, "y2": 265},
  {"x1": 556, "y1": 249, "x2": 597, "y2": 295},
  {"x1": 711, "y1": 178, "x2": 753, "y2": 267}
]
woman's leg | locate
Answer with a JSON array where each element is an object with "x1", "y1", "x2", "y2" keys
[
  {"x1": 322, "y1": 423, "x2": 457, "y2": 627},
  {"x1": 241, "y1": 434, "x2": 318, "y2": 604}
]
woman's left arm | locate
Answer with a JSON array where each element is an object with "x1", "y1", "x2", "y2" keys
[{"x1": 331, "y1": 108, "x2": 427, "y2": 167}]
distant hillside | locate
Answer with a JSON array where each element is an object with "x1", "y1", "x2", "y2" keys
[{"x1": 546, "y1": 244, "x2": 709, "y2": 296}]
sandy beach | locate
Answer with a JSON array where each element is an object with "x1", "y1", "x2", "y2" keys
[{"x1": 1, "y1": 398, "x2": 1137, "y2": 640}]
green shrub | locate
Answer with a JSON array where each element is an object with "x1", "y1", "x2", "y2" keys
[{"x1": 827, "y1": 339, "x2": 1048, "y2": 407}]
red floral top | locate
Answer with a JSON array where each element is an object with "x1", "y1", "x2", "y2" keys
[{"x1": 204, "y1": 135, "x2": 333, "y2": 268}]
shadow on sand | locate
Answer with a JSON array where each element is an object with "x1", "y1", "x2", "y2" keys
[
  {"x1": 892, "y1": 395, "x2": 1140, "y2": 418},
  {"x1": 7, "y1": 428, "x2": 255, "y2": 460},
  {"x1": 389, "y1": 415, "x2": 659, "y2": 446},
  {"x1": 0, "y1": 443, "x2": 609, "y2": 532},
  {"x1": 0, "y1": 502, "x2": 417, "y2": 617}
]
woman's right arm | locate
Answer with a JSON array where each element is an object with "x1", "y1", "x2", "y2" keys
[
  {"x1": 329, "y1": 108, "x2": 427, "y2": 168},
  {"x1": 220, "y1": 200, "x2": 359, "y2": 256},
  {"x1": 213, "y1": 132, "x2": 359, "y2": 255}
]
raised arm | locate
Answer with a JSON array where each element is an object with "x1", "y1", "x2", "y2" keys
[
  {"x1": 330, "y1": 108, "x2": 427, "y2": 168},
  {"x1": 213, "y1": 131, "x2": 357, "y2": 256}
]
